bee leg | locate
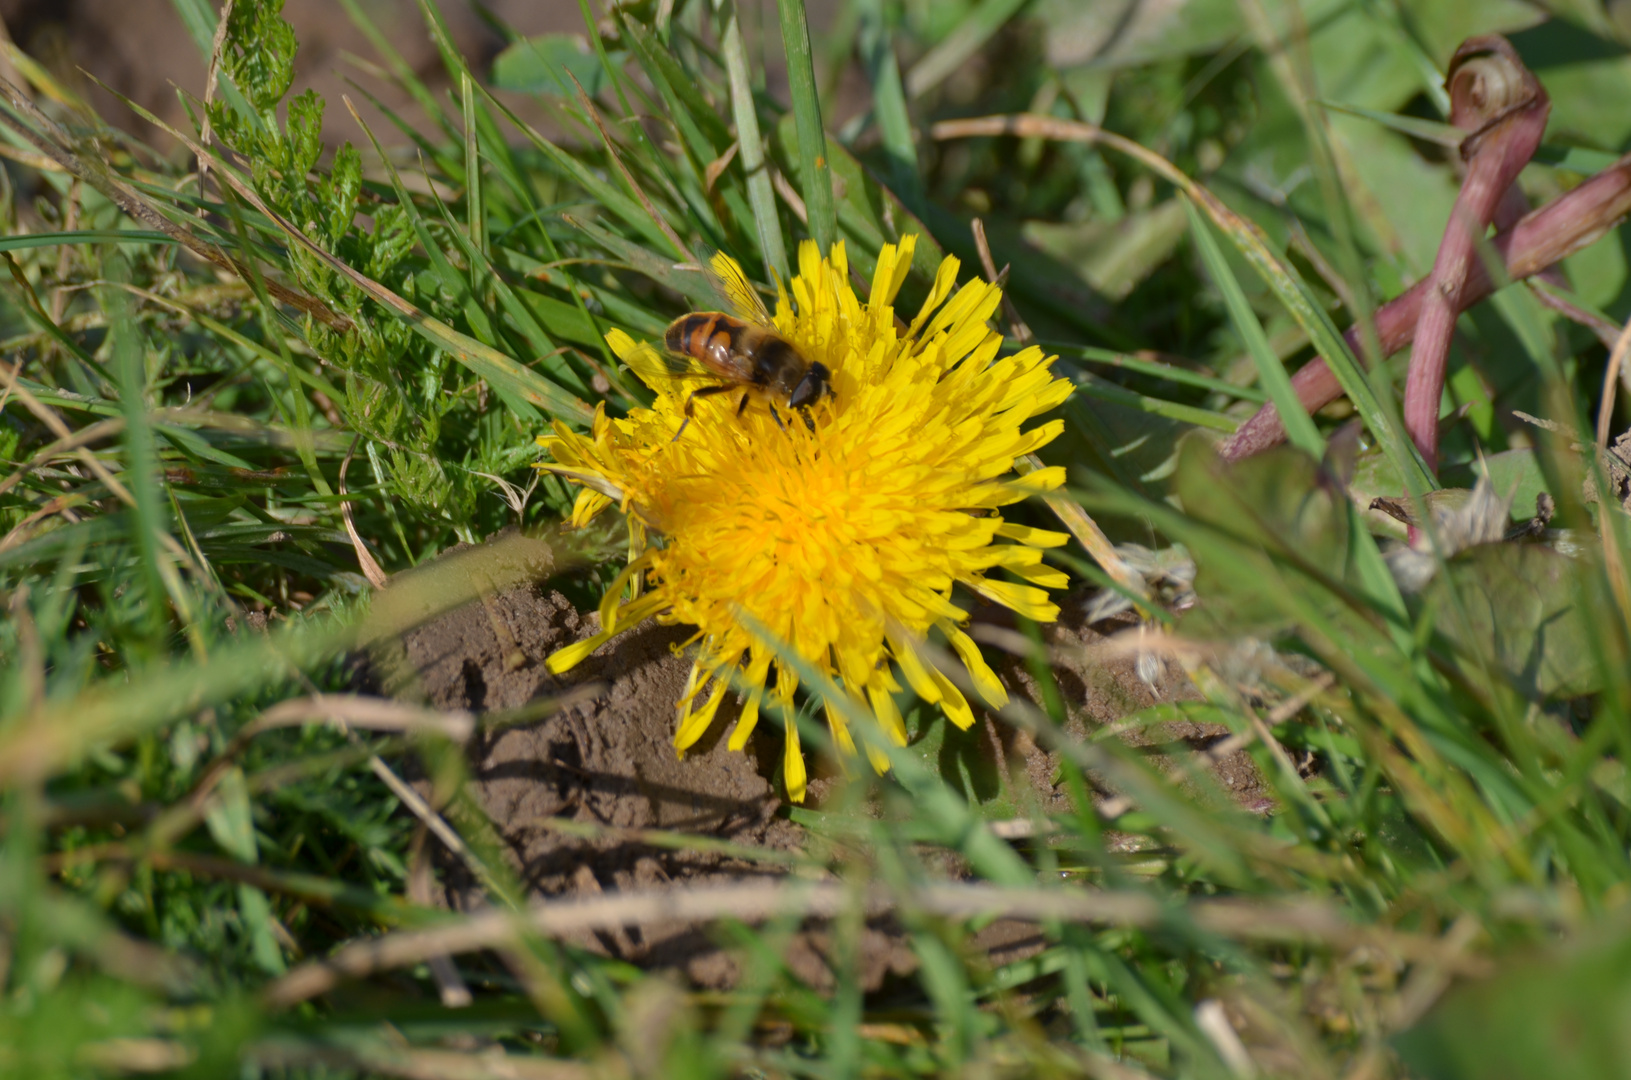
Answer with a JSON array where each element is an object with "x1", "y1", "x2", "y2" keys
[
  {"x1": 737, "y1": 393, "x2": 751, "y2": 417},
  {"x1": 673, "y1": 385, "x2": 733, "y2": 441},
  {"x1": 798, "y1": 407, "x2": 817, "y2": 432},
  {"x1": 768, "y1": 405, "x2": 788, "y2": 433}
]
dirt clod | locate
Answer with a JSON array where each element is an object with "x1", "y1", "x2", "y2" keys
[{"x1": 381, "y1": 572, "x2": 808, "y2": 984}]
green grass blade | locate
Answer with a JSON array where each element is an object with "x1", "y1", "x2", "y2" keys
[
  {"x1": 1067, "y1": 369, "x2": 1242, "y2": 432},
  {"x1": 102, "y1": 255, "x2": 170, "y2": 641},
  {"x1": 903, "y1": 0, "x2": 1028, "y2": 98},
  {"x1": 718, "y1": 0, "x2": 788, "y2": 279},
  {"x1": 856, "y1": 0, "x2": 922, "y2": 208},
  {"x1": 337, "y1": 0, "x2": 461, "y2": 145},
  {"x1": 460, "y1": 71, "x2": 487, "y2": 257},
  {"x1": 775, "y1": 0, "x2": 837, "y2": 253},
  {"x1": 192, "y1": 131, "x2": 590, "y2": 424},
  {"x1": 1049, "y1": 342, "x2": 1269, "y2": 402},
  {"x1": 0, "y1": 230, "x2": 171, "y2": 252},
  {"x1": 1184, "y1": 195, "x2": 1323, "y2": 455},
  {"x1": 482, "y1": 93, "x2": 676, "y2": 257},
  {"x1": 1315, "y1": 100, "x2": 1461, "y2": 146}
]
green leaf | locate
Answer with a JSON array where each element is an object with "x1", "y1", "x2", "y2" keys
[
  {"x1": 1174, "y1": 441, "x2": 1353, "y2": 639},
  {"x1": 1421, "y1": 543, "x2": 1602, "y2": 699},
  {"x1": 1395, "y1": 922, "x2": 1631, "y2": 1079},
  {"x1": 1024, "y1": 199, "x2": 1189, "y2": 303},
  {"x1": 491, "y1": 34, "x2": 620, "y2": 97},
  {"x1": 904, "y1": 0, "x2": 1028, "y2": 98}
]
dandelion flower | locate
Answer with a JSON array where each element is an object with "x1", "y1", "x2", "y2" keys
[{"x1": 538, "y1": 236, "x2": 1073, "y2": 801}]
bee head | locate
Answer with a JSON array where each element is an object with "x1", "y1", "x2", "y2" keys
[{"x1": 788, "y1": 362, "x2": 832, "y2": 412}]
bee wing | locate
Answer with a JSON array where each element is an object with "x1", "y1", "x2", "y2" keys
[
  {"x1": 620, "y1": 338, "x2": 718, "y2": 395},
  {"x1": 706, "y1": 251, "x2": 776, "y2": 325}
]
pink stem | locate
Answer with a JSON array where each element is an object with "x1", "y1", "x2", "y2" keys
[
  {"x1": 1218, "y1": 151, "x2": 1631, "y2": 461},
  {"x1": 1403, "y1": 37, "x2": 1550, "y2": 474}
]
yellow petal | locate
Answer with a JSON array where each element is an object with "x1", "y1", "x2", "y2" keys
[
  {"x1": 940, "y1": 621, "x2": 1009, "y2": 709},
  {"x1": 889, "y1": 631, "x2": 942, "y2": 703},
  {"x1": 676, "y1": 671, "x2": 731, "y2": 755},
  {"x1": 598, "y1": 553, "x2": 651, "y2": 634},
  {"x1": 969, "y1": 467, "x2": 1068, "y2": 507},
  {"x1": 1011, "y1": 418, "x2": 1066, "y2": 457},
  {"x1": 798, "y1": 239, "x2": 824, "y2": 292},
  {"x1": 908, "y1": 255, "x2": 960, "y2": 341},
  {"x1": 869, "y1": 234, "x2": 919, "y2": 310},
  {"x1": 971, "y1": 579, "x2": 1061, "y2": 622},
  {"x1": 728, "y1": 650, "x2": 774, "y2": 751},
  {"x1": 825, "y1": 698, "x2": 856, "y2": 757},
  {"x1": 829, "y1": 238, "x2": 849, "y2": 286},
  {"x1": 864, "y1": 740, "x2": 892, "y2": 776},
  {"x1": 570, "y1": 489, "x2": 611, "y2": 528},
  {"x1": 1013, "y1": 563, "x2": 1071, "y2": 589},
  {"x1": 1017, "y1": 376, "x2": 1075, "y2": 419},
  {"x1": 931, "y1": 665, "x2": 976, "y2": 729},
  {"x1": 784, "y1": 716, "x2": 807, "y2": 803},
  {"x1": 995, "y1": 522, "x2": 1071, "y2": 548},
  {"x1": 545, "y1": 628, "x2": 614, "y2": 674},
  {"x1": 605, "y1": 328, "x2": 640, "y2": 361},
  {"x1": 867, "y1": 682, "x2": 908, "y2": 746},
  {"x1": 729, "y1": 690, "x2": 762, "y2": 751}
]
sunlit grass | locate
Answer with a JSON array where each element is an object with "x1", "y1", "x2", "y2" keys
[{"x1": 3, "y1": 0, "x2": 1631, "y2": 1077}]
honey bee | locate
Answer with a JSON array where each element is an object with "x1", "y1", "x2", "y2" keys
[{"x1": 623, "y1": 253, "x2": 832, "y2": 439}]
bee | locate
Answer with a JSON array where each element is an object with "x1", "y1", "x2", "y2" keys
[{"x1": 623, "y1": 253, "x2": 832, "y2": 440}]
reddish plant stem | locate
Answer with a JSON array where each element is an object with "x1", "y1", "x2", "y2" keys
[
  {"x1": 1219, "y1": 151, "x2": 1631, "y2": 461},
  {"x1": 1403, "y1": 38, "x2": 1550, "y2": 474}
]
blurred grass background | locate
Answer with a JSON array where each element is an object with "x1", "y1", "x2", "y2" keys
[{"x1": 3, "y1": 0, "x2": 1631, "y2": 1076}]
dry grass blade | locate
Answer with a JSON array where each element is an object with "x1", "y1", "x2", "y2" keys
[
  {"x1": 567, "y1": 72, "x2": 690, "y2": 263},
  {"x1": 1599, "y1": 314, "x2": 1631, "y2": 448},
  {"x1": 262, "y1": 880, "x2": 1484, "y2": 1009},
  {"x1": 340, "y1": 436, "x2": 390, "y2": 588},
  {"x1": 0, "y1": 74, "x2": 351, "y2": 331},
  {"x1": 0, "y1": 359, "x2": 207, "y2": 582},
  {"x1": 0, "y1": 416, "x2": 125, "y2": 499},
  {"x1": 153, "y1": 98, "x2": 593, "y2": 424},
  {"x1": 249, "y1": 1042, "x2": 602, "y2": 1080},
  {"x1": 197, "y1": 0, "x2": 238, "y2": 185},
  {"x1": 247, "y1": 694, "x2": 475, "y2": 742},
  {"x1": 932, "y1": 110, "x2": 1415, "y2": 481}
]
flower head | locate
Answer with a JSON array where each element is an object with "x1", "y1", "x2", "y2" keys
[{"x1": 538, "y1": 237, "x2": 1073, "y2": 801}]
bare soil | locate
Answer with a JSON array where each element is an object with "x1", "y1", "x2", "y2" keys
[
  {"x1": 371, "y1": 536, "x2": 1270, "y2": 991},
  {"x1": 0, "y1": 0, "x2": 863, "y2": 152}
]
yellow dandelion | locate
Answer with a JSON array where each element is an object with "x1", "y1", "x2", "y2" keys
[{"x1": 537, "y1": 236, "x2": 1073, "y2": 802}]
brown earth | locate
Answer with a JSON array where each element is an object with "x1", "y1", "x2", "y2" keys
[
  {"x1": 369, "y1": 537, "x2": 1269, "y2": 991},
  {"x1": 0, "y1": 0, "x2": 864, "y2": 152}
]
